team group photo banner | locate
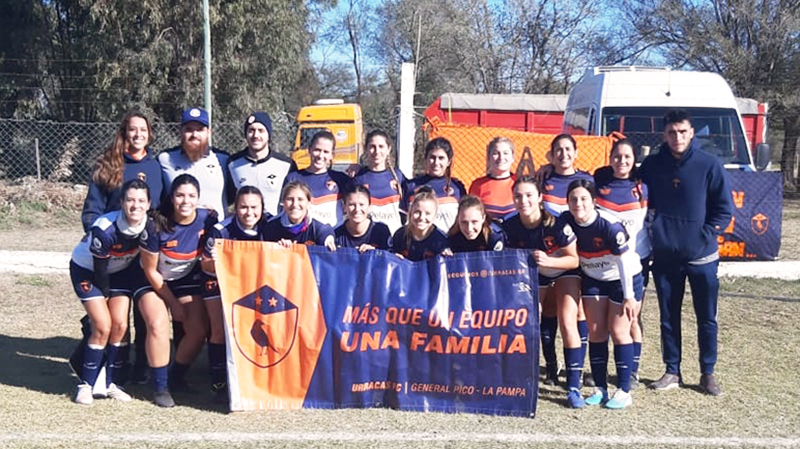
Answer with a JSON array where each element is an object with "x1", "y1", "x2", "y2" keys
[{"x1": 215, "y1": 241, "x2": 539, "y2": 417}]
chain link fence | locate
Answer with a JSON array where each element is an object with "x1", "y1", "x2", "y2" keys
[{"x1": 0, "y1": 116, "x2": 294, "y2": 184}]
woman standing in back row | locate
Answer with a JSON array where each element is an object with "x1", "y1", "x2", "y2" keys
[
  {"x1": 350, "y1": 130, "x2": 407, "y2": 234},
  {"x1": 404, "y1": 137, "x2": 467, "y2": 232},
  {"x1": 469, "y1": 137, "x2": 517, "y2": 222},
  {"x1": 594, "y1": 139, "x2": 650, "y2": 388},
  {"x1": 540, "y1": 134, "x2": 593, "y2": 393}
]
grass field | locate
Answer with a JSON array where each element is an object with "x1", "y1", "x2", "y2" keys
[{"x1": 0, "y1": 272, "x2": 799, "y2": 448}]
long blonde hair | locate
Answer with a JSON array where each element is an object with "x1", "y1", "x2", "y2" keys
[
  {"x1": 404, "y1": 186, "x2": 438, "y2": 248},
  {"x1": 92, "y1": 111, "x2": 153, "y2": 191}
]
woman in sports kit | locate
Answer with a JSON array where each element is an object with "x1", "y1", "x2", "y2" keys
[
  {"x1": 351, "y1": 130, "x2": 406, "y2": 234},
  {"x1": 594, "y1": 139, "x2": 650, "y2": 388},
  {"x1": 404, "y1": 138, "x2": 467, "y2": 232},
  {"x1": 540, "y1": 134, "x2": 594, "y2": 392},
  {"x1": 283, "y1": 130, "x2": 349, "y2": 228},
  {"x1": 392, "y1": 186, "x2": 451, "y2": 261},
  {"x1": 562, "y1": 179, "x2": 643, "y2": 410},
  {"x1": 139, "y1": 174, "x2": 218, "y2": 407},
  {"x1": 334, "y1": 184, "x2": 392, "y2": 252},
  {"x1": 468, "y1": 137, "x2": 517, "y2": 222},
  {"x1": 447, "y1": 196, "x2": 506, "y2": 253},
  {"x1": 70, "y1": 179, "x2": 152, "y2": 405},
  {"x1": 200, "y1": 185, "x2": 269, "y2": 400},
  {"x1": 262, "y1": 181, "x2": 336, "y2": 251},
  {"x1": 78, "y1": 110, "x2": 164, "y2": 385},
  {"x1": 502, "y1": 177, "x2": 581, "y2": 404}
]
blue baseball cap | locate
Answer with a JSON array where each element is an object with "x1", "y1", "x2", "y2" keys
[{"x1": 181, "y1": 107, "x2": 210, "y2": 127}]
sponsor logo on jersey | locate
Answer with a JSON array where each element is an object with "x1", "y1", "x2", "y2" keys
[
  {"x1": 205, "y1": 279, "x2": 218, "y2": 293},
  {"x1": 545, "y1": 184, "x2": 555, "y2": 191},
  {"x1": 166, "y1": 240, "x2": 178, "y2": 248},
  {"x1": 266, "y1": 174, "x2": 278, "y2": 189},
  {"x1": 593, "y1": 237, "x2": 604, "y2": 249},
  {"x1": 92, "y1": 237, "x2": 102, "y2": 250},
  {"x1": 445, "y1": 186, "x2": 455, "y2": 196},
  {"x1": 615, "y1": 231, "x2": 626, "y2": 246},
  {"x1": 111, "y1": 244, "x2": 122, "y2": 250},
  {"x1": 80, "y1": 280, "x2": 92, "y2": 293},
  {"x1": 563, "y1": 224, "x2": 574, "y2": 237},
  {"x1": 600, "y1": 188, "x2": 611, "y2": 195},
  {"x1": 751, "y1": 213, "x2": 769, "y2": 236},
  {"x1": 138, "y1": 172, "x2": 147, "y2": 182},
  {"x1": 544, "y1": 236, "x2": 555, "y2": 249}
]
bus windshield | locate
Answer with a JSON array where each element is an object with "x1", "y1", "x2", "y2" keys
[{"x1": 601, "y1": 107, "x2": 751, "y2": 166}]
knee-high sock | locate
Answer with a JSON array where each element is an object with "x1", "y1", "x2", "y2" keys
[
  {"x1": 540, "y1": 316, "x2": 558, "y2": 374},
  {"x1": 207, "y1": 343, "x2": 227, "y2": 385},
  {"x1": 151, "y1": 365, "x2": 169, "y2": 392},
  {"x1": 81, "y1": 344, "x2": 104, "y2": 387},
  {"x1": 589, "y1": 340, "x2": 609, "y2": 389},
  {"x1": 105, "y1": 342, "x2": 127, "y2": 387},
  {"x1": 578, "y1": 320, "x2": 589, "y2": 363},
  {"x1": 632, "y1": 341, "x2": 642, "y2": 374},
  {"x1": 614, "y1": 343, "x2": 634, "y2": 393},
  {"x1": 564, "y1": 347, "x2": 583, "y2": 391}
]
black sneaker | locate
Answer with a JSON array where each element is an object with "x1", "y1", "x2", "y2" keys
[
  {"x1": 582, "y1": 371, "x2": 595, "y2": 388},
  {"x1": 630, "y1": 371, "x2": 640, "y2": 390},
  {"x1": 543, "y1": 367, "x2": 559, "y2": 386},
  {"x1": 211, "y1": 382, "x2": 229, "y2": 404},
  {"x1": 649, "y1": 372, "x2": 682, "y2": 390},
  {"x1": 700, "y1": 373, "x2": 722, "y2": 396},
  {"x1": 153, "y1": 390, "x2": 175, "y2": 408}
]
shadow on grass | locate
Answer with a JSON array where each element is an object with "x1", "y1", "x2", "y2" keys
[
  {"x1": 0, "y1": 334, "x2": 78, "y2": 396},
  {"x1": 0, "y1": 333, "x2": 231, "y2": 413}
]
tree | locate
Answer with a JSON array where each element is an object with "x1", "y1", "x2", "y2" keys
[
  {"x1": 0, "y1": 0, "x2": 332, "y2": 124},
  {"x1": 619, "y1": 0, "x2": 800, "y2": 189}
]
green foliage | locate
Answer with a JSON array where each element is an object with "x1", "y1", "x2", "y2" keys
[{"x1": 0, "y1": 0, "x2": 328, "y2": 124}]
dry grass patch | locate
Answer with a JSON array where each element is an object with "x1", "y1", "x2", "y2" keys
[{"x1": 0, "y1": 274, "x2": 798, "y2": 448}]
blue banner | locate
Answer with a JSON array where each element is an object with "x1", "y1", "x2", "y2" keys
[
  {"x1": 217, "y1": 241, "x2": 538, "y2": 417},
  {"x1": 719, "y1": 171, "x2": 782, "y2": 260}
]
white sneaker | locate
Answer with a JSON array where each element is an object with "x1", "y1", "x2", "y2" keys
[
  {"x1": 105, "y1": 383, "x2": 132, "y2": 402},
  {"x1": 605, "y1": 389, "x2": 632, "y2": 409},
  {"x1": 74, "y1": 384, "x2": 93, "y2": 405}
]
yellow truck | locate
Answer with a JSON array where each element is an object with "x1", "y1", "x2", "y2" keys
[{"x1": 292, "y1": 100, "x2": 363, "y2": 169}]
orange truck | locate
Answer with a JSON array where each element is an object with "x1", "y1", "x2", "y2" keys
[{"x1": 292, "y1": 100, "x2": 363, "y2": 170}]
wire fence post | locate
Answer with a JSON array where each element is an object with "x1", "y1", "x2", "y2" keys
[{"x1": 35, "y1": 138, "x2": 41, "y2": 181}]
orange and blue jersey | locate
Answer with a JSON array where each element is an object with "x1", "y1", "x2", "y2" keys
[
  {"x1": 448, "y1": 223, "x2": 506, "y2": 253},
  {"x1": 284, "y1": 169, "x2": 349, "y2": 228},
  {"x1": 541, "y1": 170, "x2": 593, "y2": 217},
  {"x1": 403, "y1": 175, "x2": 467, "y2": 232},
  {"x1": 262, "y1": 215, "x2": 334, "y2": 246},
  {"x1": 561, "y1": 209, "x2": 641, "y2": 283},
  {"x1": 71, "y1": 211, "x2": 142, "y2": 273},
  {"x1": 502, "y1": 214, "x2": 576, "y2": 279},
  {"x1": 391, "y1": 227, "x2": 449, "y2": 261},
  {"x1": 469, "y1": 175, "x2": 516, "y2": 221},
  {"x1": 140, "y1": 208, "x2": 217, "y2": 281},
  {"x1": 594, "y1": 172, "x2": 651, "y2": 259},
  {"x1": 334, "y1": 220, "x2": 392, "y2": 250},
  {"x1": 351, "y1": 168, "x2": 406, "y2": 234}
]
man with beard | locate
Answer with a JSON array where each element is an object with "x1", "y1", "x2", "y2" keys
[
  {"x1": 159, "y1": 107, "x2": 231, "y2": 218},
  {"x1": 227, "y1": 111, "x2": 297, "y2": 216}
]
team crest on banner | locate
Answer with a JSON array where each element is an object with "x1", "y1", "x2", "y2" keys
[
  {"x1": 751, "y1": 213, "x2": 769, "y2": 236},
  {"x1": 215, "y1": 240, "x2": 327, "y2": 411},
  {"x1": 231, "y1": 285, "x2": 298, "y2": 368}
]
